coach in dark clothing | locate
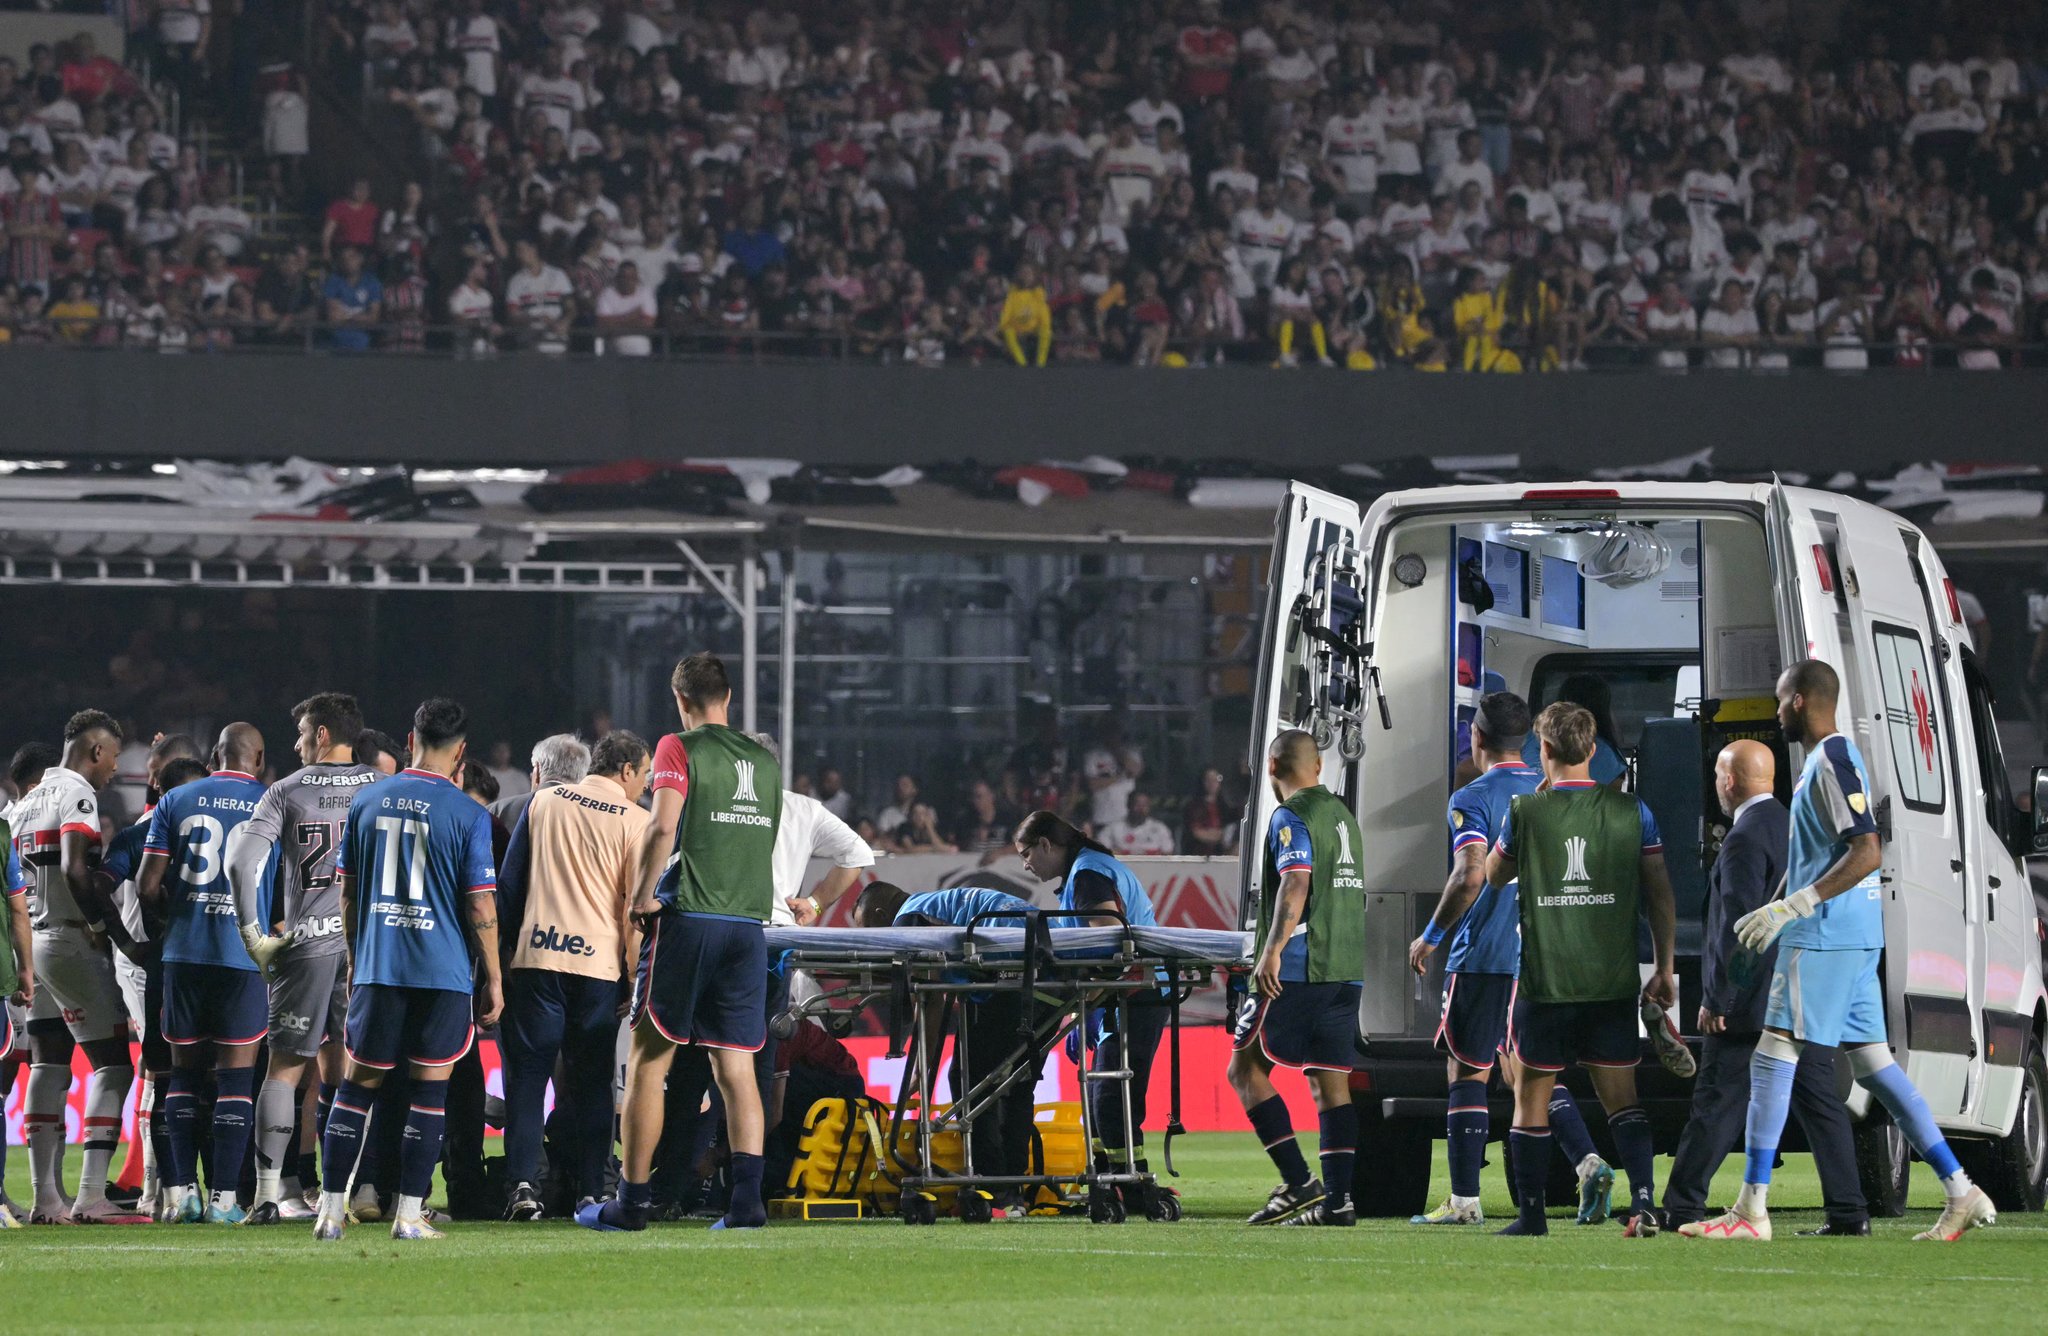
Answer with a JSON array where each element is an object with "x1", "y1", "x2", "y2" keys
[{"x1": 1662, "y1": 740, "x2": 1869, "y2": 1233}]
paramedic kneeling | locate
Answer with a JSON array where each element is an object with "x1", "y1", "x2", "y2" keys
[{"x1": 855, "y1": 882, "x2": 1038, "y2": 1206}]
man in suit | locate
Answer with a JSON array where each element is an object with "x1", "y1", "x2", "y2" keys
[{"x1": 1660, "y1": 739, "x2": 1869, "y2": 1234}]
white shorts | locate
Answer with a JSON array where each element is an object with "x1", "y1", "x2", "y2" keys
[
  {"x1": 28, "y1": 926, "x2": 129, "y2": 1043},
  {"x1": 115, "y1": 950, "x2": 149, "y2": 1038}
]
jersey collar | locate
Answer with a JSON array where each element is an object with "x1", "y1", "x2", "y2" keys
[
  {"x1": 1551, "y1": 779, "x2": 1598, "y2": 788},
  {"x1": 213, "y1": 770, "x2": 258, "y2": 782},
  {"x1": 401, "y1": 767, "x2": 455, "y2": 786},
  {"x1": 1486, "y1": 759, "x2": 1536, "y2": 771}
]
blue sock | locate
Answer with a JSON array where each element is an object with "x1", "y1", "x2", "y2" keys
[
  {"x1": 321, "y1": 1081, "x2": 377, "y2": 1195},
  {"x1": 1446, "y1": 1079, "x2": 1489, "y2": 1199},
  {"x1": 1247, "y1": 1094, "x2": 1311, "y2": 1188},
  {"x1": 1507, "y1": 1128, "x2": 1551, "y2": 1233},
  {"x1": 164, "y1": 1068, "x2": 203, "y2": 1189},
  {"x1": 726, "y1": 1151, "x2": 767, "y2": 1226},
  {"x1": 1861, "y1": 1059, "x2": 1963, "y2": 1180},
  {"x1": 598, "y1": 1177, "x2": 652, "y2": 1229},
  {"x1": 1318, "y1": 1104, "x2": 1357, "y2": 1207},
  {"x1": 1605, "y1": 1104, "x2": 1656, "y2": 1205},
  {"x1": 1743, "y1": 1050, "x2": 1797, "y2": 1185},
  {"x1": 1547, "y1": 1086, "x2": 1596, "y2": 1168},
  {"x1": 210, "y1": 1067, "x2": 255, "y2": 1199},
  {"x1": 398, "y1": 1079, "x2": 449, "y2": 1201}
]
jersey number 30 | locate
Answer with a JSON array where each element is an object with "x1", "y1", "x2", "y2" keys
[{"x1": 372, "y1": 816, "x2": 429, "y2": 903}]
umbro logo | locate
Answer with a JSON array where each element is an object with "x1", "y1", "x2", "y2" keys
[
  {"x1": 1563, "y1": 835, "x2": 1590, "y2": 882},
  {"x1": 734, "y1": 759, "x2": 758, "y2": 804}
]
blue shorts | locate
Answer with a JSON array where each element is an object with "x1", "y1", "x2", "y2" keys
[
  {"x1": 1436, "y1": 971, "x2": 1515, "y2": 1072},
  {"x1": 1510, "y1": 994, "x2": 1639, "y2": 1073},
  {"x1": 632, "y1": 912, "x2": 767, "y2": 1051},
  {"x1": 1766, "y1": 946, "x2": 1886, "y2": 1048},
  {"x1": 160, "y1": 961, "x2": 269, "y2": 1047},
  {"x1": 343, "y1": 982, "x2": 476, "y2": 1070},
  {"x1": 1231, "y1": 981, "x2": 1360, "y2": 1072}
]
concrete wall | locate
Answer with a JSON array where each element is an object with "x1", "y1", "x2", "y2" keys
[{"x1": 8, "y1": 348, "x2": 2042, "y2": 470}]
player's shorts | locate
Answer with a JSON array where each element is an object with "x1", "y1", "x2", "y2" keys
[
  {"x1": 27, "y1": 926, "x2": 127, "y2": 1042},
  {"x1": 632, "y1": 911, "x2": 767, "y2": 1052},
  {"x1": 268, "y1": 951, "x2": 348, "y2": 1058},
  {"x1": 161, "y1": 960, "x2": 269, "y2": 1047},
  {"x1": 1231, "y1": 981, "x2": 1361, "y2": 1072},
  {"x1": 4, "y1": 998, "x2": 22, "y2": 1053},
  {"x1": 1766, "y1": 946, "x2": 1886, "y2": 1049},
  {"x1": 343, "y1": 982, "x2": 476, "y2": 1070},
  {"x1": 0, "y1": 998, "x2": 11, "y2": 1053},
  {"x1": 1509, "y1": 994, "x2": 1639, "y2": 1073},
  {"x1": 1435, "y1": 971, "x2": 1515, "y2": 1072}
]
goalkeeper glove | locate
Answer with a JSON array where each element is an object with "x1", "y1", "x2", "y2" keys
[
  {"x1": 1734, "y1": 886, "x2": 1820, "y2": 953},
  {"x1": 240, "y1": 925, "x2": 292, "y2": 976}
]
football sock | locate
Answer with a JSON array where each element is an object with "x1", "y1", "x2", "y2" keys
[
  {"x1": 398, "y1": 1079, "x2": 450, "y2": 1201},
  {"x1": 255, "y1": 1077, "x2": 298, "y2": 1205},
  {"x1": 1506, "y1": 1127, "x2": 1551, "y2": 1234},
  {"x1": 1605, "y1": 1104, "x2": 1656, "y2": 1205},
  {"x1": 1743, "y1": 1049, "x2": 1797, "y2": 1187},
  {"x1": 1317, "y1": 1104, "x2": 1357, "y2": 1207},
  {"x1": 25, "y1": 1063, "x2": 67, "y2": 1207},
  {"x1": 1547, "y1": 1087, "x2": 1597, "y2": 1169},
  {"x1": 1279, "y1": 320, "x2": 1296, "y2": 358},
  {"x1": 1860, "y1": 1059, "x2": 1967, "y2": 1187},
  {"x1": 320, "y1": 1081, "x2": 376, "y2": 1195},
  {"x1": 726, "y1": 1151, "x2": 767, "y2": 1227},
  {"x1": 209, "y1": 1067, "x2": 255, "y2": 1203},
  {"x1": 598, "y1": 1178, "x2": 652, "y2": 1230},
  {"x1": 148, "y1": 1081, "x2": 174, "y2": 1197},
  {"x1": 1247, "y1": 1095, "x2": 1311, "y2": 1188},
  {"x1": 136, "y1": 1079, "x2": 158, "y2": 1202},
  {"x1": 164, "y1": 1067, "x2": 204, "y2": 1190},
  {"x1": 75, "y1": 1063, "x2": 128, "y2": 1206},
  {"x1": 1446, "y1": 1079, "x2": 1489, "y2": 1199},
  {"x1": 1311, "y1": 321, "x2": 1330, "y2": 361}
]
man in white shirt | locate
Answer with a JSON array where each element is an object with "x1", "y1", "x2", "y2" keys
[
  {"x1": 1232, "y1": 181, "x2": 1296, "y2": 290},
  {"x1": 1907, "y1": 35, "x2": 1967, "y2": 106},
  {"x1": 1101, "y1": 792, "x2": 1176, "y2": 857},
  {"x1": 595, "y1": 262, "x2": 657, "y2": 356},
  {"x1": 1085, "y1": 745, "x2": 1142, "y2": 831},
  {"x1": 1322, "y1": 85, "x2": 1382, "y2": 208},
  {"x1": 1434, "y1": 129, "x2": 1493, "y2": 201},
  {"x1": 516, "y1": 48, "x2": 587, "y2": 138},
  {"x1": 447, "y1": 0, "x2": 501, "y2": 99},
  {"x1": 183, "y1": 175, "x2": 253, "y2": 260},
  {"x1": 1699, "y1": 279, "x2": 1758, "y2": 369},
  {"x1": 1124, "y1": 76, "x2": 1183, "y2": 148},
  {"x1": 1094, "y1": 116, "x2": 1163, "y2": 227},
  {"x1": 504, "y1": 238, "x2": 575, "y2": 353}
]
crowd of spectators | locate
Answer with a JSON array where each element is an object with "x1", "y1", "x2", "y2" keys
[{"x1": 282, "y1": 0, "x2": 2048, "y2": 366}]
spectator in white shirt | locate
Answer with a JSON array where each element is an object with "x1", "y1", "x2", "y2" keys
[
  {"x1": 504, "y1": 237, "x2": 575, "y2": 353},
  {"x1": 1435, "y1": 129, "x2": 1493, "y2": 202},
  {"x1": 1101, "y1": 792, "x2": 1175, "y2": 857},
  {"x1": 1094, "y1": 115, "x2": 1163, "y2": 228},
  {"x1": 595, "y1": 261, "x2": 657, "y2": 356},
  {"x1": 1232, "y1": 181, "x2": 1295, "y2": 291},
  {"x1": 1947, "y1": 270, "x2": 2013, "y2": 370},
  {"x1": 1699, "y1": 279, "x2": 1758, "y2": 369},
  {"x1": 1321, "y1": 85, "x2": 1382, "y2": 208},
  {"x1": 1084, "y1": 744, "x2": 1142, "y2": 831},
  {"x1": 1643, "y1": 274, "x2": 1698, "y2": 369},
  {"x1": 1123, "y1": 75, "x2": 1183, "y2": 147},
  {"x1": 874, "y1": 773, "x2": 920, "y2": 845}
]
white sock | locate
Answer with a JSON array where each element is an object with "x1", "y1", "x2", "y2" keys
[
  {"x1": 210, "y1": 1188, "x2": 239, "y2": 1213},
  {"x1": 318, "y1": 1190, "x2": 348, "y2": 1219},
  {"x1": 1941, "y1": 1169, "x2": 1974, "y2": 1199},
  {"x1": 394, "y1": 1192, "x2": 425, "y2": 1222},
  {"x1": 1576, "y1": 1153, "x2": 1604, "y2": 1178},
  {"x1": 256, "y1": 1168, "x2": 282, "y2": 1208},
  {"x1": 138, "y1": 1085, "x2": 158, "y2": 1202},
  {"x1": 75, "y1": 1064, "x2": 132, "y2": 1207},
  {"x1": 1450, "y1": 1193, "x2": 1480, "y2": 1210},
  {"x1": 25, "y1": 1063, "x2": 70, "y2": 1208},
  {"x1": 1734, "y1": 1181, "x2": 1769, "y2": 1216}
]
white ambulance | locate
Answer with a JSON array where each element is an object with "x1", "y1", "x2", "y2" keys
[{"x1": 1243, "y1": 480, "x2": 2048, "y2": 1217}]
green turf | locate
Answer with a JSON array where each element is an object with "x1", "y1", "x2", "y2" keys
[{"x1": 2, "y1": 1135, "x2": 2044, "y2": 1333}]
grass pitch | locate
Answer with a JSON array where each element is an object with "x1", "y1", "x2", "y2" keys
[{"x1": 2, "y1": 1135, "x2": 2044, "y2": 1334}]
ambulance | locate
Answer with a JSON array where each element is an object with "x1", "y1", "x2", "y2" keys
[{"x1": 1243, "y1": 480, "x2": 2048, "y2": 1218}]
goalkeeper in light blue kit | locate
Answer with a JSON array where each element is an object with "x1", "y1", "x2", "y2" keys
[{"x1": 1681, "y1": 659, "x2": 1995, "y2": 1242}]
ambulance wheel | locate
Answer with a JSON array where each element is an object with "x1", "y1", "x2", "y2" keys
[
  {"x1": 958, "y1": 1191, "x2": 993, "y2": 1224},
  {"x1": 1147, "y1": 1190, "x2": 1183, "y2": 1222},
  {"x1": 1340, "y1": 723, "x2": 1365, "y2": 761},
  {"x1": 901, "y1": 1194, "x2": 937, "y2": 1226},
  {"x1": 1954, "y1": 1038, "x2": 2047, "y2": 1212},
  {"x1": 1311, "y1": 717, "x2": 1336, "y2": 751},
  {"x1": 1853, "y1": 1109, "x2": 1911, "y2": 1218}
]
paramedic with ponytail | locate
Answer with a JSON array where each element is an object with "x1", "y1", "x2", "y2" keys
[{"x1": 1015, "y1": 809, "x2": 1166, "y2": 1215}]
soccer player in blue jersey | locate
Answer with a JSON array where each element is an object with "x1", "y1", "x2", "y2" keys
[
  {"x1": 1409, "y1": 693, "x2": 1614, "y2": 1227},
  {"x1": 136, "y1": 724, "x2": 270, "y2": 1223},
  {"x1": 1681, "y1": 659, "x2": 1995, "y2": 1242},
  {"x1": 313, "y1": 698, "x2": 504, "y2": 1242},
  {"x1": 855, "y1": 881, "x2": 1039, "y2": 1205}
]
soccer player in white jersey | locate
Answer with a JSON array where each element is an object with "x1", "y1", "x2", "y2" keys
[
  {"x1": 14, "y1": 710, "x2": 149, "y2": 1224},
  {"x1": 1681, "y1": 660, "x2": 1996, "y2": 1242}
]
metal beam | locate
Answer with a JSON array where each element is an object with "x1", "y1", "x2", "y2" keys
[
  {"x1": 673, "y1": 539, "x2": 742, "y2": 615},
  {"x1": 0, "y1": 554, "x2": 725, "y2": 592},
  {"x1": 779, "y1": 544, "x2": 798, "y2": 763},
  {"x1": 740, "y1": 540, "x2": 759, "y2": 734}
]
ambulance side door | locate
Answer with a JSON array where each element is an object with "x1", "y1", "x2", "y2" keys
[{"x1": 1832, "y1": 505, "x2": 1977, "y2": 1119}]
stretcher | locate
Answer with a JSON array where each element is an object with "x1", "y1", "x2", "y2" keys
[{"x1": 765, "y1": 913, "x2": 1253, "y2": 1224}]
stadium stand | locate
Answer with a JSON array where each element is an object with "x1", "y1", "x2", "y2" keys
[{"x1": 0, "y1": 3, "x2": 2044, "y2": 366}]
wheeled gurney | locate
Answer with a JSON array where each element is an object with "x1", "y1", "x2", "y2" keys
[{"x1": 765, "y1": 913, "x2": 1253, "y2": 1224}]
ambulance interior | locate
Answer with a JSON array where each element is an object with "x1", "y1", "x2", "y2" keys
[{"x1": 1336, "y1": 507, "x2": 1789, "y2": 1035}]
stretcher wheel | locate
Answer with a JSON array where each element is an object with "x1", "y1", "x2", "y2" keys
[
  {"x1": 1311, "y1": 717, "x2": 1336, "y2": 751},
  {"x1": 1340, "y1": 723, "x2": 1365, "y2": 761},
  {"x1": 1146, "y1": 1191, "x2": 1183, "y2": 1223},
  {"x1": 900, "y1": 1193, "x2": 937, "y2": 1226},
  {"x1": 958, "y1": 1190, "x2": 993, "y2": 1224},
  {"x1": 1088, "y1": 1188, "x2": 1124, "y2": 1224}
]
